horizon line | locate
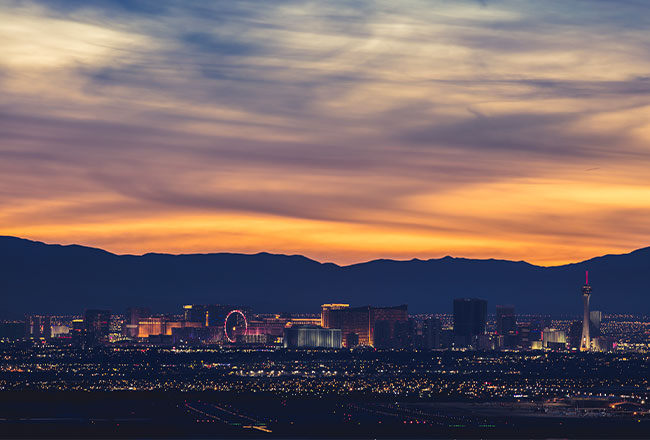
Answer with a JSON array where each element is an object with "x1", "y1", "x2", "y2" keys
[{"x1": 2, "y1": 235, "x2": 647, "y2": 269}]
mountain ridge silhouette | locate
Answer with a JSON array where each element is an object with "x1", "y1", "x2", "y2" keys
[{"x1": 1, "y1": 236, "x2": 648, "y2": 318}]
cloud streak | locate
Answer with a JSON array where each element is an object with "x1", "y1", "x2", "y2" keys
[{"x1": 1, "y1": 0, "x2": 649, "y2": 264}]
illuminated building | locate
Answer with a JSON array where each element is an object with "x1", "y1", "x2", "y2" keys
[
  {"x1": 290, "y1": 317, "x2": 321, "y2": 326},
  {"x1": 320, "y1": 304, "x2": 349, "y2": 328},
  {"x1": 109, "y1": 315, "x2": 124, "y2": 342},
  {"x1": 244, "y1": 316, "x2": 321, "y2": 344},
  {"x1": 581, "y1": 270, "x2": 592, "y2": 351},
  {"x1": 171, "y1": 326, "x2": 220, "y2": 344},
  {"x1": 321, "y1": 304, "x2": 408, "y2": 348},
  {"x1": 590, "y1": 310, "x2": 602, "y2": 337},
  {"x1": 284, "y1": 325, "x2": 342, "y2": 349},
  {"x1": 26, "y1": 315, "x2": 51, "y2": 339},
  {"x1": 137, "y1": 317, "x2": 202, "y2": 338},
  {"x1": 247, "y1": 315, "x2": 289, "y2": 340},
  {"x1": 51, "y1": 325, "x2": 69, "y2": 338},
  {"x1": 241, "y1": 333, "x2": 270, "y2": 344},
  {"x1": 542, "y1": 328, "x2": 566, "y2": 349},
  {"x1": 71, "y1": 318, "x2": 84, "y2": 346},
  {"x1": 125, "y1": 307, "x2": 150, "y2": 338},
  {"x1": 453, "y1": 298, "x2": 487, "y2": 347},
  {"x1": 593, "y1": 336, "x2": 616, "y2": 352}
]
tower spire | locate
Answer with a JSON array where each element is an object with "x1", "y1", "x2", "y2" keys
[{"x1": 580, "y1": 271, "x2": 592, "y2": 351}]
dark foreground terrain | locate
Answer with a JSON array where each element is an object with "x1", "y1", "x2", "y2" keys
[{"x1": 1, "y1": 391, "x2": 650, "y2": 439}]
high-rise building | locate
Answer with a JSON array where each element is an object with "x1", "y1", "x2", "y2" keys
[
  {"x1": 568, "y1": 320, "x2": 583, "y2": 350},
  {"x1": 590, "y1": 310, "x2": 602, "y2": 338},
  {"x1": 324, "y1": 305, "x2": 371, "y2": 347},
  {"x1": 84, "y1": 309, "x2": 111, "y2": 344},
  {"x1": 413, "y1": 317, "x2": 442, "y2": 349},
  {"x1": 496, "y1": 305, "x2": 517, "y2": 348},
  {"x1": 496, "y1": 305, "x2": 516, "y2": 335},
  {"x1": 580, "y1": 270, "x2": 592, "y2": 351},
  {"x1": 109, "y1": 315, "x2": 124, "y2": 342},
  {"x1": 25, "y1": 315, "x2": 51, "y2": 340},
  {"x1": 71, "y1": 318, "x2": 85, "y2": 346},
  {"x1": 183, "y1": 304, "x2": 208, "y2": 325},
  {"x1": 321, "y1": 304, "x2": 408, "y2": 348},
  {"x1": 453, "y1": 298, "x2": 487, "y2": 347},
  {"x1": 320, "y1": 304, "x2": 349, "y2": 328},
  {"x1": 371, "y1": 305, "x2": 409, "y2": 348}
]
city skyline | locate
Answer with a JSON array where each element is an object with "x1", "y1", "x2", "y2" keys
[{"x1": 2, "y1": 1, "x2": 650, "y2": 265}]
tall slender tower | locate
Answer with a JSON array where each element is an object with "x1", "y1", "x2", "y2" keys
[{"x1": 580, "y1": 270, "x2": 592, "y2": 351}]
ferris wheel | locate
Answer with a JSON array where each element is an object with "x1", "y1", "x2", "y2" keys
[{"x1": 224, "y1": 310, "x2": 248, "y2": 343}]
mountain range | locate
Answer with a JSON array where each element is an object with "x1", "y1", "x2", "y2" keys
[{"x1": 1, "y1": 236, "x2": 648, "y2": 318}]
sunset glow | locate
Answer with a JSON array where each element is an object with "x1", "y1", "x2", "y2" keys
[{"x1": 2, "y1": 1, "x2": 649, "y2": 265}]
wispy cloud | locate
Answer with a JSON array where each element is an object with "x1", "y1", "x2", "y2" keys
[{"x1": 1, "y1": 0, "x2": 649, "y2": 264}]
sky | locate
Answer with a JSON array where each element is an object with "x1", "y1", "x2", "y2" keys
[{"x1": 1, "y1": 0, "x2": 649, "y2": 265}]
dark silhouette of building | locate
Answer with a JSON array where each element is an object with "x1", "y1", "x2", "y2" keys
[
  {"x1": 590, "y1": 310, "x2": 602, "y2": 338},
  {"x1": 496, "y1": 305, "x2": 517, "y2": 348},
  {"x1": 569, "y1": 320, "x2": 583, "y2": 350},
  {"x1": 496, "y1": 305, "x2": 516, "y2": 335},
  {"x1": 453, "y1": 298, "x2": 487, "y2": 347},
  {"x1": 84, "y1": 309, "x2": 111, "y2": 344},
  {"x1": 183, "y1": 304, "x2": 208, "y2": 324},
  {"x1": 372, "y1": 305, "x2": 409, "y2": 349},
  {"x1": 410, "y1": 317, "x2": 442, "y2": 349},
  {"x1": 26, "y1": 315, "x2": 51, "y2": 340}
]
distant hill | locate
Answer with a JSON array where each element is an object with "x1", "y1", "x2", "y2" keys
[{"x1": 0, "y1": 236, "x2": 648, "y2": 318}]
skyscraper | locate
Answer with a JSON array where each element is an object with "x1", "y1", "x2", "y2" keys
[
  {"x1": 320, "y1": 304, "x2": 349, "y2": 328},
  {"x1": 580, "y1": 270, "x2": 592, "y2": 351},
  {"x1": 496, "y1": 305, "x2": 517, "y2": 348},
  {"x1": 496, "y1": 305, "x2": 516, "y2": 335},
  {"x1": 589, "y1": 310, "x2": 602, "y2": 338},
  {"x1": 453, "y1": 298, "x2": 487, "y2": 347},
  {"x1": 321, "y1": 304, "x2": 408, "y2": 348},
  {"x1": 25, "y1": 315, "x2": 51, "y2": 340},
  {"x1": 84, "y1": 309, "x2": 111, "y2": 344}
]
